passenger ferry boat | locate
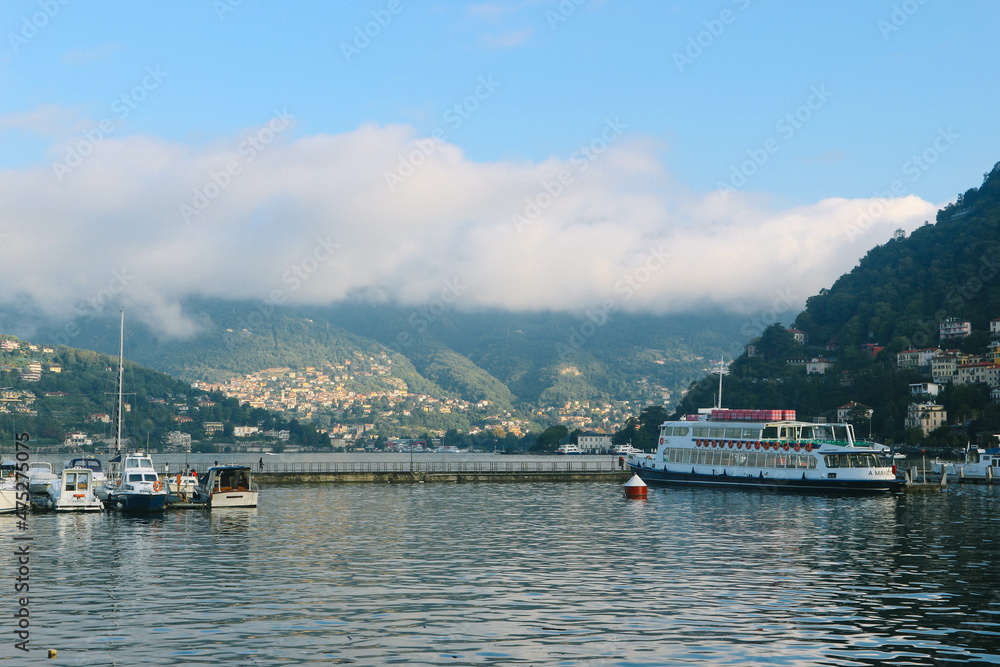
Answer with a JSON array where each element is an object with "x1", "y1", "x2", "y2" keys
[
  {"x1": 556, "y1": 443, "x2": 582, "y2": 455},
  {"x1": 627, "y1": 407, "x2": 900, "y2": 493}
]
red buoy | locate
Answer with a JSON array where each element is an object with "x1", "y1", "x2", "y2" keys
[{"x1": 623, "y1": 474, "x2": 647, "y2": 499}]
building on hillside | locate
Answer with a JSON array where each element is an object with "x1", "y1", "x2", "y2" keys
[
  {"x1": 910, "y1": 382, "x2": 941, "y2": 398},
  {"x1": 906, "y1": 402, "x2": 947, "y2": 436},
  {"x1": 988, "y1": 340, "x2": 1000, "y2": 365},
  {"x1": 165, "y1": 431, "x2": 192, "y2": 451},
  {"x1": 991, "y1": 318, "x2": 1000, "y2": 338},
  {"x1": 204, "y1": 421, "x2": 224, "y2": 435},
  {"x1": 860, "y1": 343, "x2": 884, "y2": 358},
  {"x1": 897, "y1": 347, "x2": 942, "y2": 370},
  {"x1": 939, "y1": 317, "x2": 972, "y2": 341},
  {"x1": 955, "y1": 362, "x2": 1000, "y2": 388},
  {"x1": 577, "y1": 432, "x2": 612, "y2": 453},
  {"x1": 787, "y1": 328, "x2": 807, "y2": 345},
  {"x1": 836, "y1": 401, "x2": 873, "y2": 424},
  {"x1": 806, "y1": 357, "x2": 834, "y2": 375},
  {"x1": 993, "y1": 387, "x2": 1000, "y2": 404},
  {"x1": 233, "y1": 425, "x2": 260, "y2": 438},
  {"x1": 931, "y1": 351, "x2": 963, "y2": 384}
]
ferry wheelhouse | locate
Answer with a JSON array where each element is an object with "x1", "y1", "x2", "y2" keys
[{"x1": 627, "y1": 408, "x2": 900, "y2": 493}]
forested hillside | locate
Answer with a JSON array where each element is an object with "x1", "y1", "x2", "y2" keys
[{"x1": 672, "y1": 162, "x2": 1000, "y2": 447}]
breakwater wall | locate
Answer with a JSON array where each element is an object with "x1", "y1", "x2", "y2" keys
[{"x1": 253, "y1": 460, "x2": 631, "y2": 485}]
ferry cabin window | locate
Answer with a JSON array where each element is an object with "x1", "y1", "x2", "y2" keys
[
  {"x1": 762, "y1": 426, "x2": 779, "y2": 439},
  {"x1": 724, "y1": 428, "x2": 742, "y2": 439},
  {"x1": 824, "y1": 454, "x2": 880, "y2": 468},
  {"x1": 742, "y1": 428, "x2": 762, "y2": 439},
  {"x1": 64, "y1": 473, "x2": 77, "y2": 491},
  {"x1": 77, "y1": 475, "x2": 88, "y2": 490},
  {"x1": 693, "y1": 427, "x2": 709, "y2": 437},
  {"x1": 672, "y1": 427, "x2": 689, "y2": 437},
  {"x1": 144, "y1": 474, "x2": 158, "y2": 482},
  {"x1": 125, "y1": 459, "x2": 139, "y2": 468},
  {"x1": 128, "y1": 473, "x2": 143, "y2": 482},
  {"x1": 709, "y1": 428, "x2": 725, "y2": 438}
]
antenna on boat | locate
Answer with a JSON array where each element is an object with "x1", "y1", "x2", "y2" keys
[{"x1": 716, "y1": 356, "x2": 725, "y2": 409}]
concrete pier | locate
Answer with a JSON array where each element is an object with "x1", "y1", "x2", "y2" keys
[{"x1": 252, "y1": 460, "x2": 631, "y2": 485}]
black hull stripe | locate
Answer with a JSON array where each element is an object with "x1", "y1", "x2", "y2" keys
[{"x1": 628, "y1": 465, "x2": 902, "y2": 493}]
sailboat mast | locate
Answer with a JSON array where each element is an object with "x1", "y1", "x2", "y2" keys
[{"x1": 116, "y1": 306, "x2": 125, "y2": 453}]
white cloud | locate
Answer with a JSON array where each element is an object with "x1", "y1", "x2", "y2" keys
[{"x1": 0, "y1": 120, "x2": 939, "y2": 337}]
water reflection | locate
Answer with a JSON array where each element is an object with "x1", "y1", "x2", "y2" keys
[{"x1": 6, "y1": 483, "x2": 1000, "y2": 664}]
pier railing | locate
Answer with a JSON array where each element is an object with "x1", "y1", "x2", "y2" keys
[{"x1": 257, "y1": 460, "x2": 624, "y2": 474}]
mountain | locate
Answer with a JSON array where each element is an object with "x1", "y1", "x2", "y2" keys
[
  {"x1": 1, "y1": 298, "x2": 750, "y2": 434},
  {"x1": 672, "y1": 161, "x2": 1000, "y2": 446},
  {"x1": 0, "y1": 335, "x2": 327, "y2": 449}
]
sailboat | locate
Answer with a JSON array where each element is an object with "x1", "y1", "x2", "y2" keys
[{"x1": 101, "y1": 307, "x2": 167, "y2": 512}]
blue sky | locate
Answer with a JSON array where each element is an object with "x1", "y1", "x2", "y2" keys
[{"x1": 1, "y1": 1, "x2": 998, "y2": 334}]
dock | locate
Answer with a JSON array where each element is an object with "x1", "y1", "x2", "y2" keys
[{"x1": 252, "y1": 460, "x2": 631, "y2": 485}]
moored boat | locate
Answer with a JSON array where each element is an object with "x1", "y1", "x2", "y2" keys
[
  {"x1": 26, "y1": 461, "x2": 59, "y2": 495},
  {"x1": 0, "y1": 460, "x2": 19, "y2": 515},
  {"x1": 556, "y1": 443, "x2": 582, "y2": 455},
  {"x1": 192, "y1": 465, "x2": 258, "y2": 508},
  {"x1": 107, "y1": 452, "x2": 168, "y2": 512},
  {"x1": 931, "y1": 446, "x2": 999, "y2": 480},
  {"x1": 627, "y1": 407, "x2": 900, "y2": 493},
  {"x1": 52, "y1": 466, "x2": 104, "y2": 512}
]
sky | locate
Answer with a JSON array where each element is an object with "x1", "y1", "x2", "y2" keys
[{"x1": 1, "y1": 1, "x2": 998, "y2": 338}]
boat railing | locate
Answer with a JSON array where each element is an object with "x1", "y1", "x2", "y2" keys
[{"x1": 255, "y1": 460, "x2": 623, "y2": 474}]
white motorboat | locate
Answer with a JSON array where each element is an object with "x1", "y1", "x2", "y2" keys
[
  {"x1": 0, "y1": 460, "x2": 19, "y2": 515},
  {"x1": 192, "y1": 465, "x2": 258, "y2": 508},
  {"x1": 556, "y1": 443, "x2": 582, "y2": 455},
  {"x1": 107, "y1": 452, "x2": 167, "y2": 512},
  {"x1": 166, "y1": 471, "x2": 200, "y2": 502},
  {"x1": 931, "y1": 447, "x2": 1000, "y2": 480},
  {"x1": 52, "y1": 467, "x2": 104, "y2": 512},
  {"x1": 64, "y1": 457, "x2": 107, "y2": 487},
  {"x1": 26, "y1": 461, "x2": 59, "y2": 495}
]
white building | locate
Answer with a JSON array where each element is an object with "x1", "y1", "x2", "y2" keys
[
  {"x1": 577, "y1": 432, "x2": 612, "y2": 452},
  {"x1": 165, "y1": 431, "x2": 192, "y2": 451},
  {"x1": 806, "y1": 357, "x2": 834, "y2": 375},
  {"x1": 910, "y1": 382, "x2": 941, "y2": 398}
]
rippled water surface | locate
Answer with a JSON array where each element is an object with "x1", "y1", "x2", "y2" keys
[{"x1": 5, "y1": 482, "x2": 1000, "y2": 665}]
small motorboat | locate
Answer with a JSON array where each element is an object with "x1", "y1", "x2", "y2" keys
[
  {"x1": 26, "y1": 461, "x2": 59, "y2": 495},
  {"x1": 193, "y1": 465, "x2": 258, "y2": 508},
  {"x1": 52, "y1": 467, "x2": 104, "y2": 512}
]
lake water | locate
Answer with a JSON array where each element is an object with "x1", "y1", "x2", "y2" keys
[{"x1": 4, "y1": 476, "x2": 1000, "y2": 665}]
